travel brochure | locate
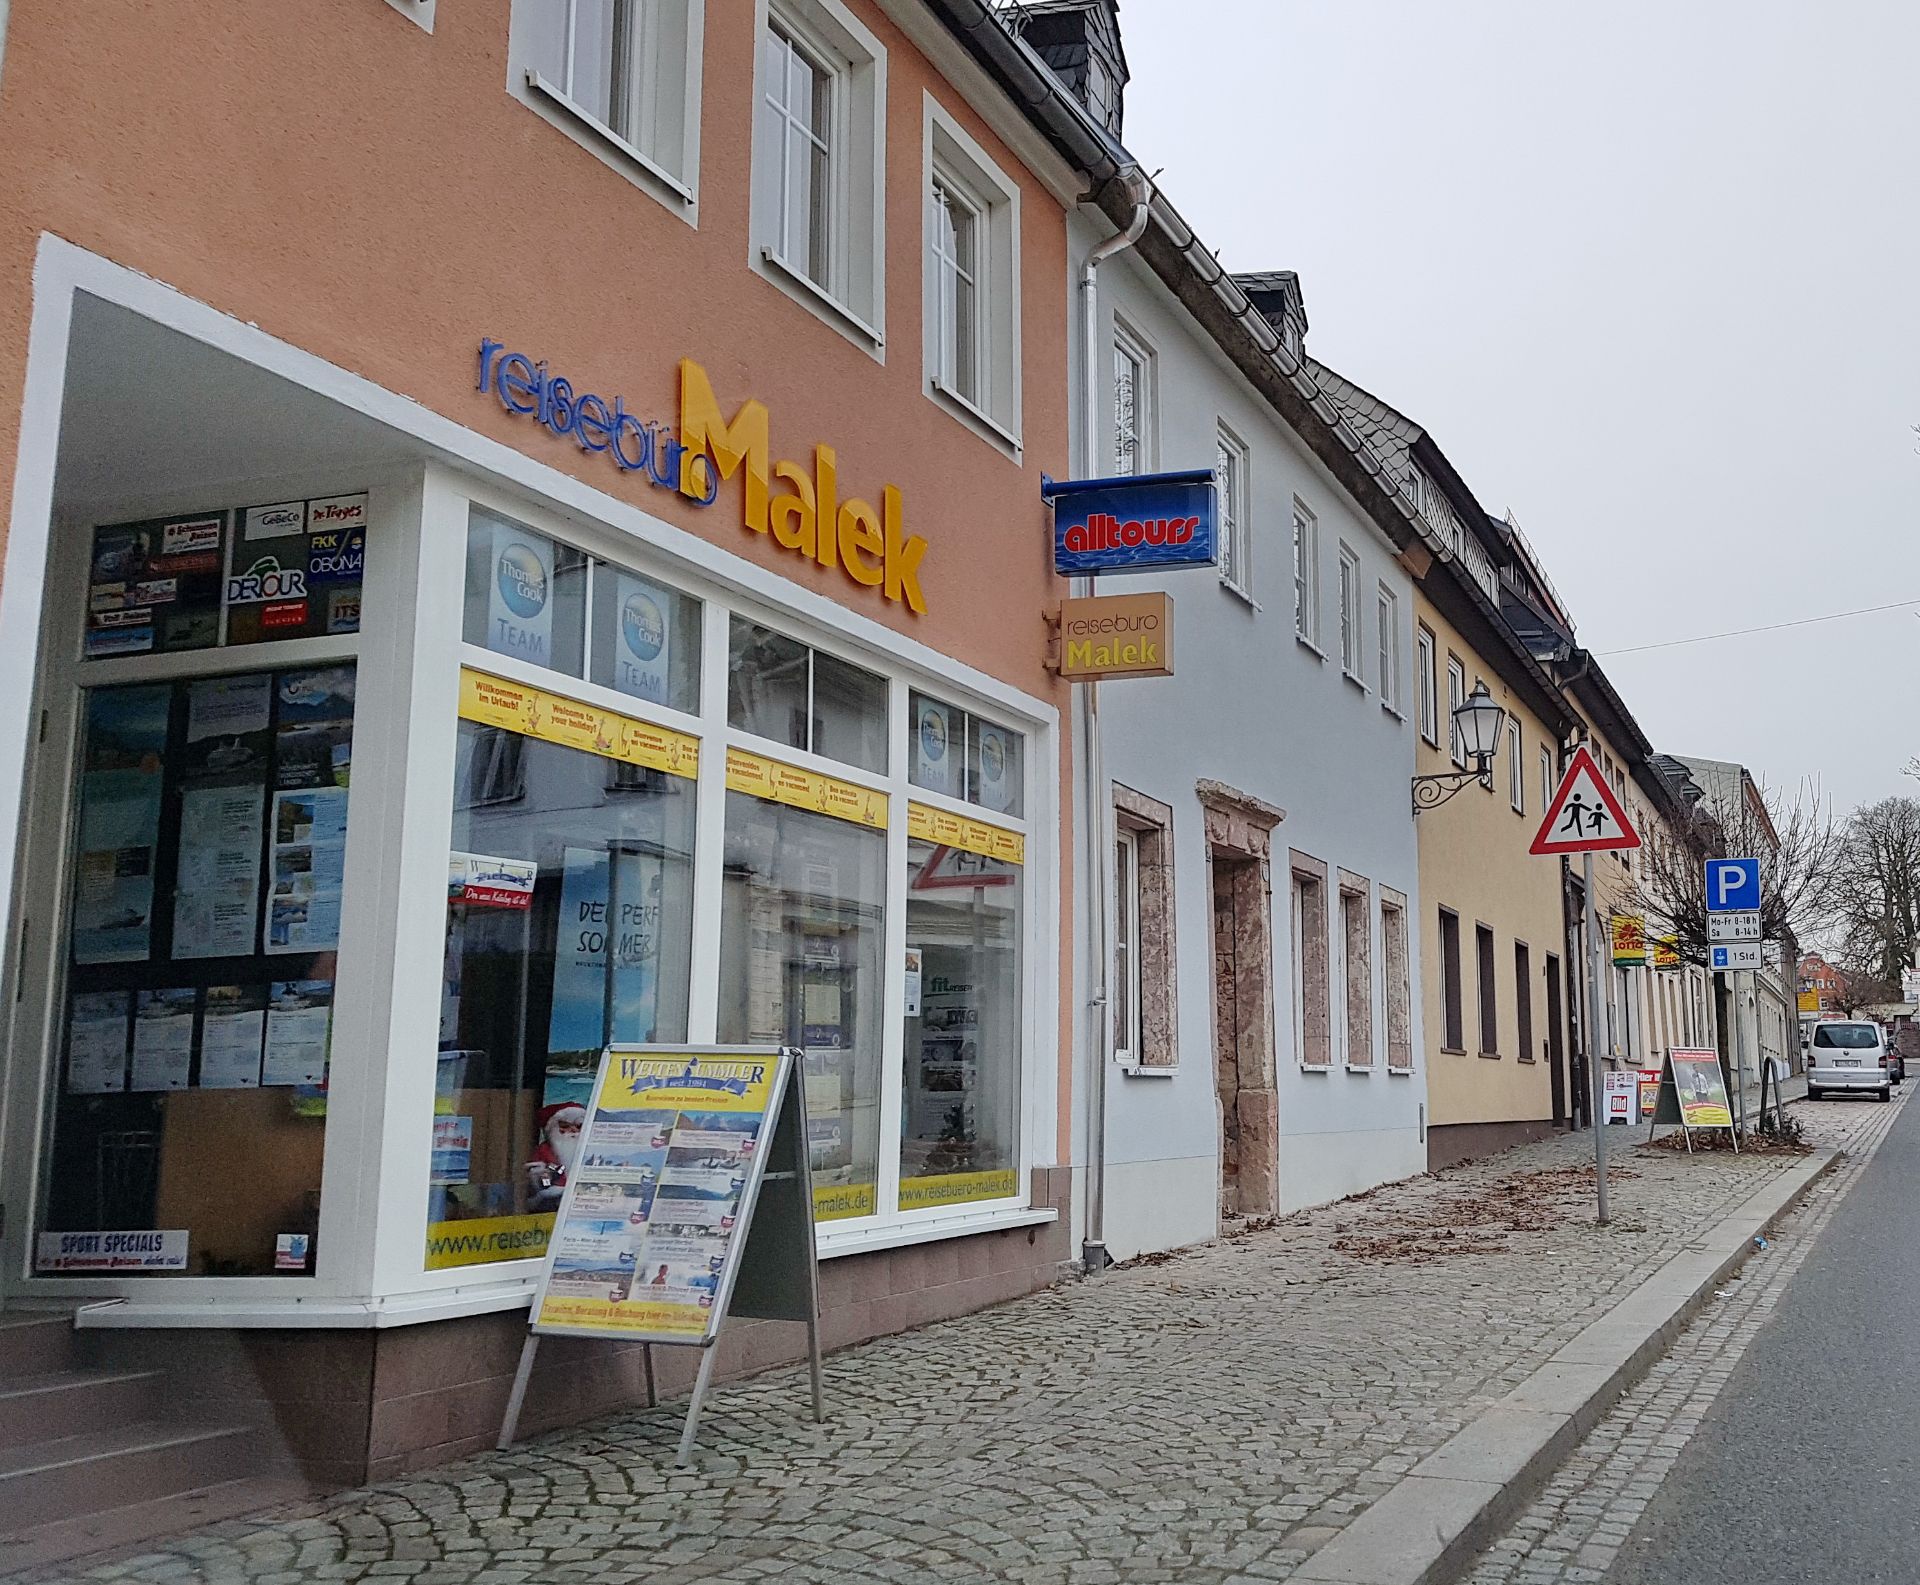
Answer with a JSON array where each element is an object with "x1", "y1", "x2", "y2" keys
[
  {"x1": 63, "y1": 978, "x2": 331, "y2": 1094},
  {"x1": 533, "y1": 1050, "x2": 781, "y2": 1342}
]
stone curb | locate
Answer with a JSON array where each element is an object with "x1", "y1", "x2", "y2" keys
[{"x1": 1290, "y1": 1144, "x2": 1842, "y2": 1585}]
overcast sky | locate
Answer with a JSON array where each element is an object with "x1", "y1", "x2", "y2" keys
[{"x1": 1118, "y1": 0, "x2": 1918, "y2": 818}]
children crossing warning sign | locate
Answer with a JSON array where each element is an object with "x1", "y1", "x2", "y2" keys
[{"x1": 1529, "y1": 745, "x2": 1641, "y2": 856}]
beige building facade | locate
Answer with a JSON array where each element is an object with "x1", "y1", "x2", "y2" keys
[{"x1": 1412, "y1": 592, "x2": 1577, "y2": 1168}]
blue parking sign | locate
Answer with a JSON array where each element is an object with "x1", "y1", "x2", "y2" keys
[{"x1": 1704, "y1": 857, "x2": 1761, "y2": 914}]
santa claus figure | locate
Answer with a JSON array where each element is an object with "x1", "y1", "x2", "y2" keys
[{"x1": 527, "y1": 1101, "x2": 586, "y2": 1211}]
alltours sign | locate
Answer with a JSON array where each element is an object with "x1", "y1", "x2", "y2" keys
[
  {"x1": 1044, "y1": 469, "x2": 1218, "y2": 577},
  {"x1": 1053, "y1": 592, "x2": 1174, "y2": 680}
]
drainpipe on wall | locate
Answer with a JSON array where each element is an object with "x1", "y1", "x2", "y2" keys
[
  {"x1": 1078, "y1": 176, "x2": 1150, "y2": 1276},
  {"x1": 0, "y1": 0, "x2": 12, "y2": 100}
]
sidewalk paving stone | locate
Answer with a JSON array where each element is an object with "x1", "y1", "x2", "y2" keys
[{"x1": 5, "y1": 1095, "x2": 1895, "y2": 1585}]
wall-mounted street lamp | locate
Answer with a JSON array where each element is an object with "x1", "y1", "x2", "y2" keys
[{"x1": 1411, "y1": 681, "x2": 1508, "y2": 813}]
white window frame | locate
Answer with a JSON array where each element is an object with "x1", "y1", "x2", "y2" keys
[
  {"x1": 1508, "y1": 717, "x2": 1524, "y2": 812},
  {"x1": 1113, "y1": 826, "x2": 1142, "y2": 1065},
  {"x1": 1213, "y1": 420, "x2": 1259, "y2": 598},
  {"x1": 1376, "y1": 584, "x2": 1400, "y2": 711},
  {"x1": 508, "y1": 0, "x2": 706, "y2": 220},
  {"x1": 922, "y1": 97, "x2": 1023, "y2": 454},
  {"x1": 1416, "y1": 623, "x2": 1437, "y2": 743},
  {"x1": 1446, "y1": 655, "x2": 1467, "y2": 767},
  {"x1": 750, "y1": 0, "x2": 887, "y2": 354},
  {"x1": 1216, "y1": 422, "x2": 1253, "y2": 602},
  {"x1": 1540, "y1": 745, "x2": 1554, "y2": 813},
  {"x1": 1112, "y1": 317, "x2": 1155, "y2": 477},
  {"x1": 1337, "y1": 544, "x2": 1362, "y2": 681},
  {"x1": 1293, "y1": 499, "x2": 1320, "y2": 649}
]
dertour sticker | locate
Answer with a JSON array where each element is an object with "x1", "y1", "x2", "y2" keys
[{"x1": 226, "y1": 553, "x2": 309, "y2": 606}]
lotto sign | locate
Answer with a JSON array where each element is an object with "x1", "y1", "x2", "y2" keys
[{"x1": 1529, "y1": 745, "x2": 1641, "y2": 855}]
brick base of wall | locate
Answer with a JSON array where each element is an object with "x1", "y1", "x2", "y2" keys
[
  {"x1": 1425, "y1": 1118, "x2": 1561, "y2": 1173},
  {"x1": 80, "y1": 1167, "x2": 1073, "y2": 1489}
]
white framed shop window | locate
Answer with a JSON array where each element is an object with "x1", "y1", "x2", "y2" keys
[
  {"x1": 751, "y1": 0, "x2": 888, "y2": 353},
  {"x1": 0, "y1": 242, "x2": 1061, "y2": 1324},
  {"x1": 509, "y1": 0, "x2": 707, "y2": 220},
  {"x1": 921, "y1": 96, "x2": 1023, "y2": 454}
]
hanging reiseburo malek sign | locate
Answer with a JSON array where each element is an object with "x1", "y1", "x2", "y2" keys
[{"x1": 500, "y1": 1044, "x2": 824, "y2": 1463}]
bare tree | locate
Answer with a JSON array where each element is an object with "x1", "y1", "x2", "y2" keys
[
  {"x1": 1634, "y1": 782, "x2": 1839, "y2": 964},
  {"x1": 1830, "y1": 796, "x2": 1920, "y2": 995}
]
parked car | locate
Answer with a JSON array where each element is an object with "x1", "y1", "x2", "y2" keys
[{"x1": 1805, "y1": 1020, "x2": 1893, "y2": 1102}]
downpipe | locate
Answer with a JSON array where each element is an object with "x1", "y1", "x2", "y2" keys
[{"x1": 1078, "y1": 180, "x2": 1150, "y2": 1276}]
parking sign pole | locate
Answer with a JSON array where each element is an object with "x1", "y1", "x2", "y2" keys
[{"x1": 1584, "y1": 850, "x2": 1609, "y2": 1225}]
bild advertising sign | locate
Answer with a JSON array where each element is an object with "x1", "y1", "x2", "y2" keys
[{"x1": 1044, "y1": 469, "x2": 1217, "y2": 577}]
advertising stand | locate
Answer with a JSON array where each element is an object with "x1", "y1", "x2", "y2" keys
[
  {"x1": 497, "y1": 1044, "x2": 823, "y2": 1464},
  {"x1": 1647, "y1": 1047, "x2": 1739, "y2": 1154}
]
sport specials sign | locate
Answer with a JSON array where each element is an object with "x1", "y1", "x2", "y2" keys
[{"x1": 528, "y1": 1046, "x2": 803, "y2": 1344}]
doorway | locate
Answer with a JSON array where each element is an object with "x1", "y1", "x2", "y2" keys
[{"x1": 1545, "y1": 952, "x2": 1567, "y2": 1124}]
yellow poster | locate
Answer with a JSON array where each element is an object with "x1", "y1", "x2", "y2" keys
[
  {"x1": 1798, "y1": 990, "x2": 1821, "y2": 1014},
  {"x1": 906, "y1": 801, "x2": 1025, "y2": 866},
  {"x1": 1653, "y1": 935, "x2": 1681, "y2": 971},
  {"x1": 726, "y1": 747, "x2": 888, "y2": 829},
  {"x1": 424, "y1": 1212, "x2": 554, "y2": 1270},
  {"x1": 457, "y1": 668, "x2": 699, "y2": 779},
  {"x1": 531, "y1": 1048, "x2": 780, "y2": 1341},
  {"x1": 899, "y1": 1169, "x2": 1019, "y2": 1211}
]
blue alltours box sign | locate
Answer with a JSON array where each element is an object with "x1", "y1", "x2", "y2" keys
[{"x1": 1044, "y1": 469, "x2": 1218, "y2": 577}]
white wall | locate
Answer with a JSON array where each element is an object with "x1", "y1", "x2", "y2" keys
[{"x1": 1068, "y1": 218, "x2": 1428, "y2": 1261}]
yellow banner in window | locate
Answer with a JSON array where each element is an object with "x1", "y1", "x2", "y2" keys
[
  {"x1": 813, "y1": 1181, "x2": 878, "y2": 1221},
  {"x1": 906, "y1": 801, "x2": 1025, "y2": 866},
  {"x1": 899, "y1": 1170, "x2": 1020, "y2": 1211},
  {"x1": 424, "y1": 1211, "x2": 554, "y2": 1270},
  {"x1": 457, "y1": 668, "x2": 699, "y2": 779},
  {"x1": 726, "y1": 747, "x2": 889, "y2": 830}
]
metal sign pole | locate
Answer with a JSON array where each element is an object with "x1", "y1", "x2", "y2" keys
[{"x1": 1585, "y1": 850, "x2": 1609, "y2": 1224}]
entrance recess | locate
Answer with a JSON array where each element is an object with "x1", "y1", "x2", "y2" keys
[{"x1": 1196, "y1": 781, "x2": 1284, "y2": 1220}]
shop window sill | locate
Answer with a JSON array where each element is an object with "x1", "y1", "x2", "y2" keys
[
  {"x1": 1299, "y1": 1061, "x2": 1335, "y2": 1074},
  {"x1": 1297, "y1": 634, "x2": 1328, "y2": 662},
  {"x1": 1221, "y1": 577, "x2": 1260, "y2": 612},
  {"x1": 928, "y1": 375, "x2": 1021, "y2": 458},
  {"x1": 1478, "y1": 1049, "x2": 1503, "y2": 1060},
  {"x1": 1440, "y1": 1046, "x2": 1467, "y2": 1056},
  {"x1": 1345, "y1": 1062, "x2": 1376, "y2": 1074},
  {"x1": 817, "y1": 1203, "x2": 1057, "y2": 1259},
  {"x1": 1120, "y1": 1061, "x2": 1179, "y2": 1079},
  {"x1": 1387, "y1": 1064, "x2": 1415, "y2": 1076},
  {"x1": 1381, "y1": 700, "x2": 1406, "y2": 722}
]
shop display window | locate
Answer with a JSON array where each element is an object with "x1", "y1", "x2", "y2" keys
[
  {"x1": 40, "y1": 665, "x2": 357, "y2": 1278},
  {"x1": 717, "y1": 790, "x2": 886, "y2": 1221},
  {"x1": 901, "y1": 825, "x2": 1022, "y2": 1210},
  {"x1": 430, "y1": 706, "x2": 697, "y2": 1271},
  {"x1": 728, "y1": 618, "x2": 887, "y2": 773},
  {"x1": 908, "y1": 690, "x2": 1024, "y2": 817},
  {"x1": 83, "y1": 494, "x2": 367, "y2": 660},
  {"x1": 462, "y1": 507, "x2": 702, "y2": 714}
]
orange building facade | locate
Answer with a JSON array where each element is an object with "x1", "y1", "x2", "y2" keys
[{"x1": 0, "y1": 0, "x2": 1075, "y2": 1485}]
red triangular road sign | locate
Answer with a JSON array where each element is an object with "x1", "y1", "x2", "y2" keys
[{"x1": 1530, "y1": 744, "x2": 1641, "y2": 855}]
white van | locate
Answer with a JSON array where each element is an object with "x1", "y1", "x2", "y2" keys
[{"x1": 1806, "y1": 1021, "x2": 1892, "y2": 1102}]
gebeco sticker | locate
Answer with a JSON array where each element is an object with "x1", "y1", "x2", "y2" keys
[{"x1": 226, "y1": 555, "x2": 309, "y2": 606}]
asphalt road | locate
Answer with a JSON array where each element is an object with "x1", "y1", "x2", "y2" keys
[{"x1": 1610, "y1": 1092, "x2": 1920, "y2": 1583}]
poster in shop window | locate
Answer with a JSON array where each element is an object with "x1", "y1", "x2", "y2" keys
[
  {"x1": 129, "y1": 988, "x2": 196, "y2": 1092},
  {"x1": 173, "y1": 785, "x2": 266, "y2": 959},
  {"x1": 612, "y1": 572, "x2": 673, "y2": 705},
  {"x1": 972, "y1": 722, "x2": 1018, "y2": 814},
  {"x1": 545, "y1": 845, "x2": 663, "y2": 1083},
  {"x1": 911, "y1": 696, "x2": 961, "y2": 797},
  {"x1": 266, "y1": 787, "x2": 348, "y2": 953},
  {"x1": 198, "y1": 985, "x2": 266, "y2": 1088},
  {"x1": 66, "y1": 990, "x2": 131, "y2": 1094},
  {"x1": 70, "y1": 685, "x2": 170, "y2": 965},
  {"x1": 530, "y1": 1046, "x2": 794, "y2": 1342},
  {"x1": 487, "y1": 522, "x2": 555, "y2": 665},
  {"x1": 263, "y1": 979, "x2": 333, "y2": 1086}
]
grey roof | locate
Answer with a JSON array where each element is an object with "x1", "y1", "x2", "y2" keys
[{"x1": 1301, "y1": 359, "x2": 1421, "y2": 482}]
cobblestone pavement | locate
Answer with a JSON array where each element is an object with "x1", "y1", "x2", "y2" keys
[
  {"x1": 1464, "y1": 1089, "x2": 1908, "y2": 1585},
  {"x1": 12, "y1": 1103, "x2": 1886, "y2": 1585}
]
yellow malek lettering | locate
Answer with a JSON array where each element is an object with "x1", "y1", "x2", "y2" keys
[
  {"x1": 769, "y1": 461, "x2": 817, "y2": 554},
  {"x1": 882, "y1": 485, "x2": 927, "y2": 614},
  {"x1": 678, "y1": 358, "x2": 769, "y2": 531}
]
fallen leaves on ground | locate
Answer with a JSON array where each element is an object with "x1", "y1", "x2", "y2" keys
[
  {"x1": 1641, "y1": 1130, "x2": 1811, "y2": 1156},
  {"x1": 1329, "y1": 1164, "x2": 1639, "y2": 1264}
]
